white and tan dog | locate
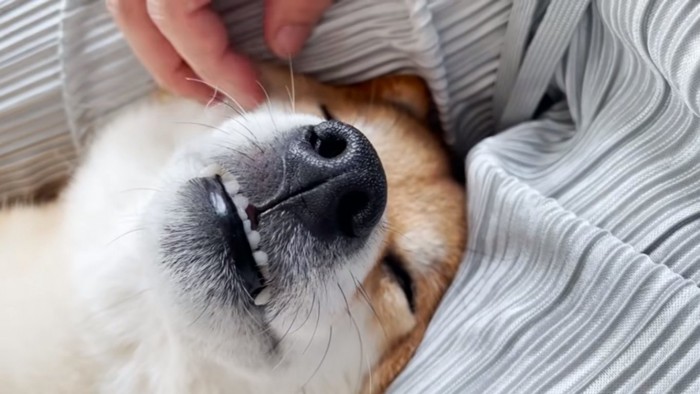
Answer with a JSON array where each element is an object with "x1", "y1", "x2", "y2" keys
[{"x1": 0, "y1": 66, "x2": 465, "y2": 393}]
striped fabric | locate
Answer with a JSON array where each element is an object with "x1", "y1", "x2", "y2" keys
[
  {"x1": 3, "y1": 0, "x2": 700, "y2": 391},
  {"x1": 0, "y1": 0, "x2": 76, "y2": 200},
  {"x1": 393, "y1": 1, "x2": 700, "y2": 392}
]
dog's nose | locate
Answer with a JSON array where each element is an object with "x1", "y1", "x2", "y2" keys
[{"x1": 282, "y1": 120, "x2": 387, "y2": 239}]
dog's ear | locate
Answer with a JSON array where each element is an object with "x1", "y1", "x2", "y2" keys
[{"x1": 346, "y1": 75, "x2": 432, "y2": 122}]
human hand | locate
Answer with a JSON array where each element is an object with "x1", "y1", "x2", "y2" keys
[{"x1": 108, "y1": 0, "x2": 332, "y2": 108}]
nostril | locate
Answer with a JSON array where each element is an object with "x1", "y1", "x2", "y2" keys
[
  {"x1": 337, "y1": 190, "x2": 370, "y2": 237},
  {"x1": 306, "y1": 127, "x2": 347, "y2": 159},
  {"x1": 287, "y1": 121, "x2": 386, "y2": 240},
  {"x1": 318, "y1": 135, "x2": 346, "y2": 158}
]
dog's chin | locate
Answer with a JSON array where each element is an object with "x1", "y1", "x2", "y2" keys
[{"x1": 139, "y1": 109, "x2": 388, "y2": 367}]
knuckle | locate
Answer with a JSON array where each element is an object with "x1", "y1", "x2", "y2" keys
[
  {"x1": 190, "y1": 64, "x2": 218, "y2": 84},
  {"x1": 146, "y1": 0, "x2": 177, "y2": 22},
  {"x1": 270, "y1": 2, "x2": 331, "y2": 27},
  {"x1": 154, "y1": 67, "x2": 191, "y2": 93},
  {"x1": 153, "y1": 73, "x2": 176, "y2": 89},
  {"x1": 106, "y1": 0, "x2": 140, "y2": 19},
  {"x1": 105, "y1": 0, "x2": 121, "y2": 14}
]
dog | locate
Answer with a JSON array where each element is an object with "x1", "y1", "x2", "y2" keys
[{"x1": 0, "y1": 65, "x2": 466, "y2": 393}]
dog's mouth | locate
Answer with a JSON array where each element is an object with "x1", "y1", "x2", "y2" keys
[
  {"x1": 174, "y1": 120, "x2": 386, "y2": 317},
  {"x1": 200, "y1": 165, "x2": 271, "y2": 306}
]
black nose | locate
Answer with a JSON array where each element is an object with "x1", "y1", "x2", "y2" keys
[{"x1": 281, "y1": 120, "x2": 387, "y2": 239}]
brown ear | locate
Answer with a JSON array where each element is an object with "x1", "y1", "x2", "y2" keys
[{"x1": 345, "y1": 75, "x2": 432, "y2": 121}]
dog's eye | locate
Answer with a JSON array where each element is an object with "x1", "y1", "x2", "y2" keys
[
  {"x1": 383, "y1": 253, "x2": 415, "y2": 312},
  {"x1": 320, "y1": 104, "x2": 335, "y2": 121}
]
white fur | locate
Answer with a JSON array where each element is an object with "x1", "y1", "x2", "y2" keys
[{"x1": 0, "y1": 97, "x2": 386, "y2": 393}]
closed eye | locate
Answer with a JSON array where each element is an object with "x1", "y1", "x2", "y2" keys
[
  {"x1": 320, "y1": 104, "x2": 335, "y2": 121},
  {"x1": 383, "y1": 253, "x2": 415, "y2": 313}
]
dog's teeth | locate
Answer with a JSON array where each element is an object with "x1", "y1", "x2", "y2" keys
[
  {"x1": 233, "y1": 196, "x2": 249, "y2": 220},
  {"x1": 253, "y1": 250, "x2": 268, "y2": 266},
  {"x1": 233, "y1": 195, "x2": 249, "y2": 209},
  {"x1": 199, "y1": 164, "x2": 221, "y2": 178},
  {"x1": 254, "y1": 288, "x2": 272, "y2": 306},
  {"x1": 248, "y1": 231, "x2": 261, "y2": 249},
  {"x1": 223, "y1": 179, "x2": 240, "y2": 194},
  {"x1": 236, "y1": 207, "x2": 247, "y2": 221},
  {"x1": 221, "y1": 172, "x2": 236, "y2": 183},
  {"x1": 243, "y1": 219, "x2": 252, "y2": 234},
  {"x1": 259, "y1": 265, "x2": 270, "y2": 281}
]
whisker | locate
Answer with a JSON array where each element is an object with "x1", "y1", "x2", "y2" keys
[
  {"x1": 174, "y1": 120, "x2": 225, "y2": 133},
  {"x1": 106, "y1": 227, "x2": 144, "y2": 246},
  {"x1": 82, "y1": 288, "x2": 152, "y2": 323},
  {"x1": 302, "y1": 298, "x2": 322, "y2": 355},
  {"x1": 265, "y1": 284, "x2": 301, "y2": 323},
  {"x1": 222, "y1": 114, "x2": 260, "y2": 142},
  {"x1": 216, "y1": 99, "x2": 248, "y2": 118},
  {"x1": 369, "y1": 79, "x2": 378, "y2": 108},
  {"x1": 212, "y1": 143, "x2": 256, "y2": 162},
  {"x1": 177, "y1": 120, "x2": 264, "y2": 154},
  {"x1": 302, "y1": 326, "x2": 333, "y2": 389},
  {"x1": 187, "y1": 302, "x2": 212, "y2": 328},
  {"x1": 185, "y1": 77, "x2": 247, "y2": 118},
  {"x1": 255, "y1": 80, "x2": 280, "y2": 135},
  {"x1": 117, "y1": 187, "x2": 162, "y2": 194},
  {"x1": 270, "y1": 304, "x2": 305, "y2": 371},
  {"x1": 218, "y1": 114, "x2": 265, "y2": 153},
  {"x1": 288, "y1": 56, "x2": 296, "y2": 113},
  {"x1": 178, "y1": 120, "x2": 259, "y2": 152},
  {"x1": 273, "y1": 305, "x2": 302, "y2": 354},
  {"x1": 286, "y1": 292, "x2": 317, "y2": 338},
  {"x1": 286, "y1": 85, "x2": 295, "y2": 113},
  {"x1": 337, "y1": 282, "x2": 368, "y2": 394},
  {"x1": 351, "y1": 272, "x2": 387, "y2": 340},
  {"x1": 206, "y1": 85, "x2": 220, "y2": 109}
]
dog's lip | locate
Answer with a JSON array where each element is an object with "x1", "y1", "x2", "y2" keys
[{"x1": 200, "y1": 171, "x2": 270, "y2": 304}]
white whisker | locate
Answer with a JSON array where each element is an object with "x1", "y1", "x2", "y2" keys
[
  {"x1": 256, "y1": 80, "x2": 279, "y2": 134},
  {"x1": 106, "y1": 227, "x2": 144, "y2": 246},
  {"x1": 185, "y1": 77, "x2": 248, "y2": 118},
  {"x1": 337, "y1": 281, "x2": 369, "y2": 394},
  {"x1": 288, "y1": 56, "x2": 296, "y2": 113},
  {"x1": 302, "y1": 326, "x2": 333, "y2": 389},
  {"x1": 302, "y1": 298, "x2": 322, "y2": 355},
  {"x1": 351, "y1": 271, "x2": 387, "y2": 340}
]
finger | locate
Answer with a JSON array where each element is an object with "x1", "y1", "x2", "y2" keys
[
  {"x1": 147, "y1": 0, "x2": 263, "y2": 108},
  {"x1": 107, "y1": 0, "x2": 214, "y2": 101},
  {"x1": 264, "y1": 0, "x2": 333, "y2": 58}
]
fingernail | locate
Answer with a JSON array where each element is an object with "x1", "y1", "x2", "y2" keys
[{"x1": 274, "y1": 25, "x2": 311, "y2": 57}]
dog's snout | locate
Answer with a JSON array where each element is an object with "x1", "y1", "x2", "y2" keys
[{"x1": 283, "y1": 120, "x2": 387, "y2": 239}]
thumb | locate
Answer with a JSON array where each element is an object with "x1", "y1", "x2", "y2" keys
[{"x1": 264, "y1": 0, "x2": 332, "y2": 58}]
